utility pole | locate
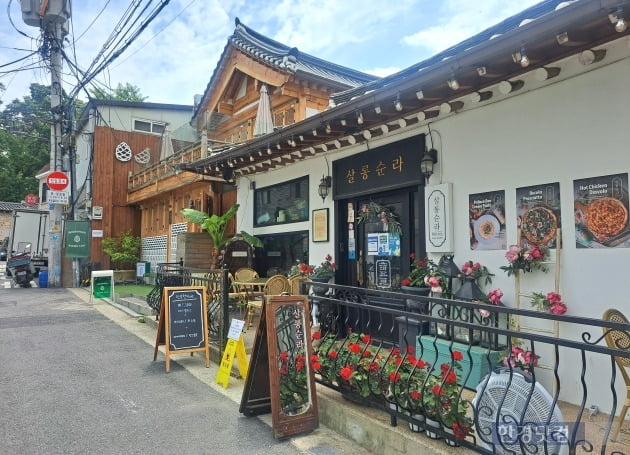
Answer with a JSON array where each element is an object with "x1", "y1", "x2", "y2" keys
[{"x1": 20, "y1": 0, "x2": 70, "y2": 287}]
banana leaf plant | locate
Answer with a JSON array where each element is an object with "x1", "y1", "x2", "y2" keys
[{"x1": 181, "y1": 204, "x2": 262, "y2": 269}]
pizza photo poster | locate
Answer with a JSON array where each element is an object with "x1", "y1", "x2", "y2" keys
[
  {"x1": 469, "y1": 190, "x2": 506, "y2": 250},
  {"x1": 573, "y1": 173, "x2": 630, "y2": 249},
  {"x1": 516, "y1": 183, "x2": 561, "y2": 249}
]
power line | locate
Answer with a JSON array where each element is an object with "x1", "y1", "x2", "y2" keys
[
  {"x1": 6, "y1": 0, "x2": 36, "y2": 39},
  {"x1": 73, "y1": 0, "x2": 112, "y2": 42},
  {"x1": 0, "y1": 51, "x2": 40, "y2": 69}
]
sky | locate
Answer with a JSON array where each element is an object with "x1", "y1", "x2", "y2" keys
[{"x1": 0, "y1": 0, "x2": 541, "y2": 109}]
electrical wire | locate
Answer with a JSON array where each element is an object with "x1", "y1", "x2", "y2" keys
[
  {"x1": 0, "y1": 51, "x2": 40, "y2": 69},
  {"x1": 6, "y1": 0, "x2": 36, "y2": 39},
  {"x1": 113, "y1": 0, "x2": 197, "y2": 69},
  {"x1": 73, "y1": 0, "x2": 112, "y2": 42}
]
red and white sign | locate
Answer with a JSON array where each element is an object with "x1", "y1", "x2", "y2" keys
[
  {"x1": 24, "y1": 193, "x2": 39, "y2": 206},
  {"x1": 46, "y1": 171, "x2": 69, "y2": 191}
]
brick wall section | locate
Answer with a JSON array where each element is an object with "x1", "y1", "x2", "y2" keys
[{"x1": 0, "y1": 212, "x2": 13, "y2": 241}]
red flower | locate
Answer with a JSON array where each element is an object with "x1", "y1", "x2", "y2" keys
[
  {"x1": 348, "y1": 343, "x2": 361, "y2": 354},
  {"x1": 312, "y1": 361, "x2": 321, "y2": 370},
  {"x1": 452, "y1": 422, "x2": 470, "y2": 440},
  {"x1": 444, "y1": 370, "x2": 457, "y2": 384},
  {"x1": 401, "y1": 278, "x2": 411, "y2": 287},
  {"x1": 368, "y1": 361, "x2": 380, "y2": 373},
  {"x1": 310, "y1": 354, "x2": 319, "y2": 363},
  {"x1": 312, "y1": 331, "x2": 321, "y2": 340},
  {"x1": 279, "y1": 352, "x2": 289, "y2": 362},
  {"x1": 362, "y1": 351, "x2": 371, "y2": 358},
  {"x1": 391, "y1": 348, "x2": 400, "y2": 357},
  {"x1": 452, "y1": 350, "x2": 463, "y2": 361},
  {"x1": 410, "y1": 252, "x2": 416, "y2": 260},
  {"x1": 279, "y1": 366, "x2": 288, "y2": 376},
  {"x1": 389, "y1": 372, "x2": 401, "y2": 383},
  {"x1": 432, "y1": 385, "x2": 445, "y2": 396},
  {"x1": 414, "y1": 359, "x2": 427, "y2": 369},
  {"x1": 409, "y1": 390, "x2": 421, "y2": 401},
  {"x1": 328, "y1": 350, "x2": 338, "y2": 359},
  {"x1": 361, "y1": 334, "x2": 371, "y2": 344},
  {"x1": 340, "y1": 366, "x2": 354, "y2": 381},
  {"x1": 406, "y1": 345, "x2": 415, "y2": 354}
]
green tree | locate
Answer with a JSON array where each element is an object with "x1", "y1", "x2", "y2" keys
[
  {"x1": 181, "y1": 204, "x2": 263, "y2": 269},
  {"x1": 102, "y1": 230, "x2": 141, "y2": 269},
  {"x1": 89, "y1": 82, "x2": 147, "y2": 102}
]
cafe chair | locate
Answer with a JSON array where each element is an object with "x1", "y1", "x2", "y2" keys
[
  {"x1": 246, "y1": 275, "x2": 290, "y2": 329},
  {"x1": 233, "y1": 267, "x2": 263, "y2": 299},
  {"x1": 234, "y1": 267, "x2": 258, "y2": 282},
  {"x1": 288, "y1": 275, "x2": 308, "y2": 295},
  {"x1": 602, "y1": 308, "x2": 630, "y2": 442}
]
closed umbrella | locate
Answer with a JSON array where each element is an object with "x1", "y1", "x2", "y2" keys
[{"x1": 253, "y1": 84, "x2": 274, "y2": 137}]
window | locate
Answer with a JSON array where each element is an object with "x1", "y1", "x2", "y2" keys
[
  {"x1": 133, "y1": 119, "x2": 167, "y2": 135},
  {"x1": 254, "y1": 231, "x2": 309, "y2": 277},
  {"x1": 254, "y1": 176, "x2": 309, "y2": 227}
]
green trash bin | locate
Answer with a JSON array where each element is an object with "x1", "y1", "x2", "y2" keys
[{"x1": 93, "y1": 276, "x2": 112, "y2": 299}]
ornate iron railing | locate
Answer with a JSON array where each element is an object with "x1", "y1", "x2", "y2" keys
[{"x1": 306, "y1": 282, "x2": 630, "y2": 455}]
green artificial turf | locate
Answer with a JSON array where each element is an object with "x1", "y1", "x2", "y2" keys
[{"x1": 115, "y1": 283, "x2": 154, "y2": 299}]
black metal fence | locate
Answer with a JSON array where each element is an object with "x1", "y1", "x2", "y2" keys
[
  {"x1": 307, "y1": 282, "x2": 630, "y2": 455},
  {"x1": 144, "y1": 271, "x2": 630, "y2": 454}
]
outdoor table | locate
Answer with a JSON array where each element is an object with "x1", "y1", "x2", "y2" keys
[{"x1": 232, "y1": 277, "x2": 269, "y2": 299}]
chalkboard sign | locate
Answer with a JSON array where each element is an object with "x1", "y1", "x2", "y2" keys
[
  {"x1": 153, "y1": 286, "x2": 210, "y2": 372},
  {"x1": 376, "y1": 259, "x2": 391, "y2": 288}
]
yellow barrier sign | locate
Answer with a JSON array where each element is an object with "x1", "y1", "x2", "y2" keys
[{"x1": 215, "y1": 319, "x2": 248, "y2": 388}]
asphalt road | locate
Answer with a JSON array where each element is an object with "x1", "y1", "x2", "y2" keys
[{"x1": 0, "y1": 286, "x2": 306, "y2": 455}]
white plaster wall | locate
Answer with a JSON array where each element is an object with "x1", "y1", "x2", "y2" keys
[
  {"x1": 235, "y1": 55, "x2": 630, "y2": 409},
  {"x1": 425, "y1": 56, "x2": 630, "y2": 409},
  {"x1": 96, "y1": 105, "x2": 192, "y2": 132}
]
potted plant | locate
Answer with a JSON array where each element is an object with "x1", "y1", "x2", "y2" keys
[
  {"x1": 400, "y1": 253, "x2": 446, "y2": 312},
  {"x1": 289, "y1": 254, "x2": 336, "y2": 295},
  {"x1": 181, "y1": 204, "x2": 262, "y2": 269},
  {"x1": 102, "y1": 229, "x2": 141, "y2": 282}
]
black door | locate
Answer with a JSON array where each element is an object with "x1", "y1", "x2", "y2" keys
[{"x1": 337, "y1": 187, "x2": 424, "y2": 290}]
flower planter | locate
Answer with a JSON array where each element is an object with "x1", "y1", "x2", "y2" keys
[
  {"x1": 408, "y1": 413, "x2": 425, "y2": 433},
  {"x1": 310, "y1": 277, "x2": 331, "y2": 296},
  {"x1": 444, "y1": 428, "x2": 460, "y2": 446},
  {"x1": 400, "y1": 285, "x2": 431, "y2": 313},
  {"x1": 424, "y1": 417, "x2": 442, "y2": 439}
]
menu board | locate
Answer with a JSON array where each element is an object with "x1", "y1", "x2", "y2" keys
[
  {"x1": 516, "y1": 183, "x2": 561, "y2": 248},
  {"x1": 574, "y1": 173, "x2": 630, "y2": 248},
  {"x1": 469, "y1": 190, "x2": 506, "y2": 250},
  {"x1": 168, "y1": 289, "x2": 205, "y2": 350},
  {"x1": 376, "y1": 260, "x2": 391, "y2": 288}
]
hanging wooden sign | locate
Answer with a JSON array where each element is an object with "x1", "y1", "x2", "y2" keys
[
  {"x1": 239, "y1": 295, "x2": 319, "y2": 439},
  {"x1": 153, "y1": 286, "x2": 210, "y2": 372}
]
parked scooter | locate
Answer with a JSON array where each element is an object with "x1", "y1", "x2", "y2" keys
[{"x1": 6, "y1": 252, "x2": 35, "y2": 288}]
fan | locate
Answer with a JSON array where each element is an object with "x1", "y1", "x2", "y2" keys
[{"x1": 472, "y1": 368, "x2": 568, "y2": 455}]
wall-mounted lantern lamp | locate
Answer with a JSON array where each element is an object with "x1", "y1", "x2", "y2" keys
[
  {"x1": 318, "y1": 175, "x2": 332, "y2": 202},
  {"x1": 420, "y1": 148, "x2": 438, "y2": 183}
]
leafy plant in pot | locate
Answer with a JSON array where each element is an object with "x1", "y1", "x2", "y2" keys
[
  {"x1": 102, "y1": 230, "x2": 141, "y2": 282},
  {"x1": 400, "y1": 253, "x2": 447, "y2": 312},
  {"x1": 289, "y1": 254, "x2": 336, "y2": 296},
  {"x1": 181, "y1": 204, "x2": 262, "y2": 269}
]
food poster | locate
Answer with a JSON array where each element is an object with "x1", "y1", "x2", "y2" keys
[
  {"x1": 516, "y1": 183, "x2": 561, "y2": 249},
  {"x1": 469, "y1": 190, "x2": 506, "y2": 250},
  {"x1": 574, "y1": 173, "x2": 630, "y2": 248}
]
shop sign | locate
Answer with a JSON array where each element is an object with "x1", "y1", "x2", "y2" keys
[
  {"x1": 425, "y1": 183, "x2": 453, "y2": 252},
  {"x1": 333, "y1": 135, "x2": 424, "y2": 199}
]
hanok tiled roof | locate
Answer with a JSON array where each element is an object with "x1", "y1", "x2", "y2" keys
[
  {"x1": 0, "y1": 202, "x2": 31, "y2": 212},
  {"x1": 330, "y1": 0, "x2": 575, "y2": 105},
  {"x1": 191, "y1": 18, "x2": 379, "y2": 121}
]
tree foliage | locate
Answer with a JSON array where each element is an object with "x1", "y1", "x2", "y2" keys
[
  {"x1": 0, "y1": 83, "x2": 51, "y2": 201},
  {"x1": 89, "y1": 82, "x2": 147, "y2": 102},
  {"x1": 102, "y1": 229, "x2": 141, "y2": 269}
]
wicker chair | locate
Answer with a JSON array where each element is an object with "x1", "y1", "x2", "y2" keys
[
  {"x1": 246, "y1": 275, "x2": 290, "y2": 329},
  {"x1": 288, "y1": 275, "x2": 308, "y2": 295},
  {"x1": 233, "y1": 267, "x2": 262, "y2": 299},
  {"x1": 602, "y1": 308, "x2": 630, "y2": 441}
]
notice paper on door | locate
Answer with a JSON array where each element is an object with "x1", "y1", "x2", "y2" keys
[
  {"x1": 377, "y1": 233, "x2": 390, "y2": 255},
  {"x1": 367, "y1": 233, "x2": 379, "y2": 255}
]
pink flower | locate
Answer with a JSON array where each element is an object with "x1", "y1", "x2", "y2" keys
[
  {"x1": 546, "y1": 292, "x2": 562, "y2": 305},
  {"x1": 509, "y1": 245, "x2": 521, "y2": 253},
  {"x1": 478, "y1": 309, "x2": 491, "y2": 318},
  {"x1": 505, "y1": 251, "x2": 519, "y2": 263},
  {"x1": 427, "y1": 276, "x2": 440, "y2": 287},
  {"x1": 550, "y1": 302, "x2": 567, "y2": 315},
  {"x1": 472, "y1": 262, "x2": 481, "y2": 271},
  {"x1": 531, "y1": 246, "x2": 543, "y2": 260},
  {"x1": 487, "y1": 288, "x2": 503, "y2": 305},
  {"x1": 524, "y1": 252, "x2": 533, "y2": 262}
]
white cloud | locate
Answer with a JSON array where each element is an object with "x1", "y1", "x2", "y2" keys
[
  {"x1": 401, "y1": 0, "x2": 541, "y2": 54},
  {"x1": 363, "y1": 67, "x2": 401, "y2": 78}
]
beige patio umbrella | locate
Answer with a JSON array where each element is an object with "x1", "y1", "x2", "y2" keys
[{"x1": 253, "y1": 84, "x2": 274, "y2": 137}]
